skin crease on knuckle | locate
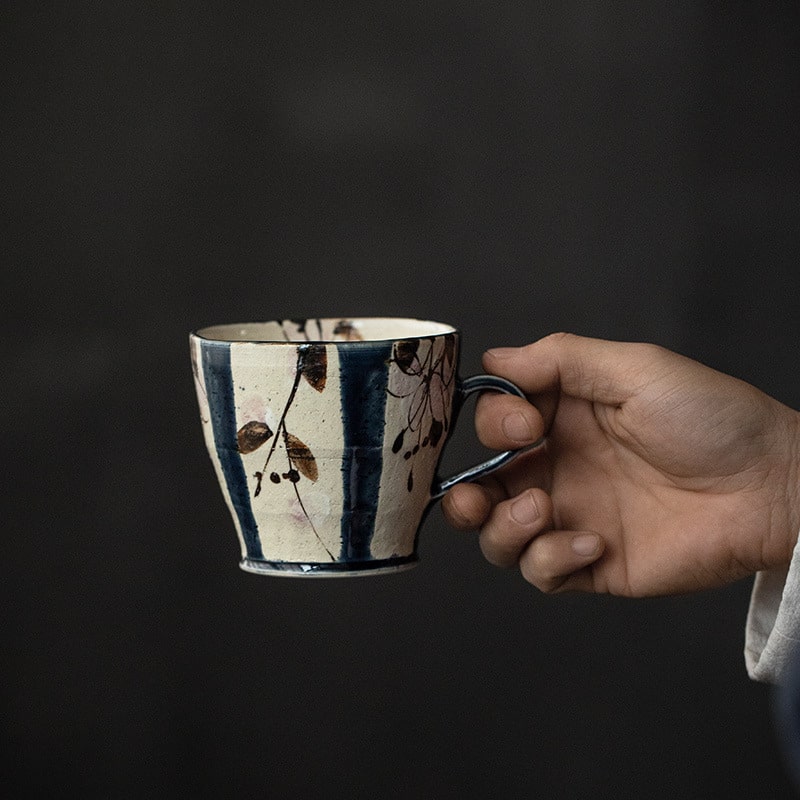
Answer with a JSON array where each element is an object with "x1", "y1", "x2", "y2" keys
[{"x1": 518, "y1": 542, "x2": 567, "y2": 594}]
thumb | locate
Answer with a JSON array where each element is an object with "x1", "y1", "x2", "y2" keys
[{"x1": 483, "y1": 332, "x2": 657, "y2": 405}]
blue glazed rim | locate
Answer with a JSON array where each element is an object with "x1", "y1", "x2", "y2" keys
[{"x1": 239, "y1": 554, "x2": 419, "y2": 578}]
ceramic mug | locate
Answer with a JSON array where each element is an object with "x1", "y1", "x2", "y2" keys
[{"x1": 190, "y1": 317, "x2": 529, "y2": 577}]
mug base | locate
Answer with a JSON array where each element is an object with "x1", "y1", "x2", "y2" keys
[{"x1": 239, "y1": 555, "x2": 419, "y2": 578}]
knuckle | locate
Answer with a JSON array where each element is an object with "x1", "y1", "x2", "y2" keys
[
  {"x1": 541, "y1": 331, "x2": 577, "y2": 349},
  {"x1": 479, "y1": 519, "x2": 527, "y2": 568},
  {"x1": 519, "y1": 557, "x2": 557, "y2": 593},
  {"x1": 478, "y1": 532, "x2": 512, "y2": 567},
  {"x1": 519, "y1": 539, "x2": 562, "y2": 593},
  {"x1": 629, "y1": 341, "x2": 665, "y2": 365}
]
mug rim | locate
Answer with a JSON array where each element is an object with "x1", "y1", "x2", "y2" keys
[{"x1": 191, "y1": 317, "x2": 459, "y2": 344}]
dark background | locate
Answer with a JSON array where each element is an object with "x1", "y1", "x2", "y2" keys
[{"x1": 4, "y1": 3, "x2": 800, "y2": 798}]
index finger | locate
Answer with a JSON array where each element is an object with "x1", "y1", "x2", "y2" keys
[{"x1": 482, "y1": 332, "x2": 660, "y2": 405}]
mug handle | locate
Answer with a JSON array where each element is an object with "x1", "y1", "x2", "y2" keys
[{"x1": 430, "y1": 374, "x2": 543, "y2": 501}]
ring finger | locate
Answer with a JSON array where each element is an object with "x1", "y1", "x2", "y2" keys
[{"x1": 478, "y1": 487, "x2": 554, "y2": 568}]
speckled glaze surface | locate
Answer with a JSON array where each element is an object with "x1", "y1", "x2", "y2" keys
[{"x1": 190, "y1": 318, "x2": 525, "y2": 577}]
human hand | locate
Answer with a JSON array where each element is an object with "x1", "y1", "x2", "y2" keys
[{"x1": 443, "y1": 333, "x2": 800, "y2": 596}]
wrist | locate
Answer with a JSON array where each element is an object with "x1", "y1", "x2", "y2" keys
[{"x1": 758, "y1": 405, "x2": 800, "y2": 572}]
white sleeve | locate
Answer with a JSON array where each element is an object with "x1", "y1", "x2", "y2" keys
[{"x1": 745, "y1": 532, "x2": 800, "y2": 683}]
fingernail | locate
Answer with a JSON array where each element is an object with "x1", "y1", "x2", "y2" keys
[
  {"x1": 485, "y1": 348, "x2": 517, "y2": 359},
  {"x1": 510, "y1": 492, "x2": 540, "y2": 525},
  {"x1": 502, "y1": 412, "x2": 534, "y2": 443},
  {"x1": 571, "y1": 533, "x2": 600, "y2": 557}
]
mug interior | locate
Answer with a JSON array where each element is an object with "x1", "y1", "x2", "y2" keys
[{"x1": 195, "y1": 317, "x2": 456, "y2": 343}]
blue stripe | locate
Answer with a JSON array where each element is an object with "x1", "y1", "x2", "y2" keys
[
  {"x1": 338, "y1": 343, "x2": 393, "y2": 560},
  {"x1": 201, "y1": 343, "x2": 264, "y2": 559}
]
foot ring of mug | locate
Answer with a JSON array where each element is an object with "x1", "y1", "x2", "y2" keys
[{"x1": 239, "y1": 555, "x2": 419, "y2": 578}]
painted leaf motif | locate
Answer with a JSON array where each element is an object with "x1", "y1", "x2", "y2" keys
[
  {"x1": 333, "y1": 319, "x2": 363, "y2": 340},
  {"x1": 285, "y1": 432, "x2": 318, "y2": 481},
  {"x1": 237, "y1": 421, "x2": 273, "y2": 453},
  {"x1": 299, "y1": 345, "x2": 327, "y2": 392},
  {"x1": 394, "y1": 340, "x2": 419, "y2": 374},
  {"x1": 428, "y1": 418, "x2": 444, "y2": 448}
]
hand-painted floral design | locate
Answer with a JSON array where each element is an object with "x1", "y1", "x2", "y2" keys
[
  {"x1": 235, "y1": 343, "x2": 334, "y2": 559},
  {"x1": 387, "y1": 334, "x2": 457, "y2": 491}
]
